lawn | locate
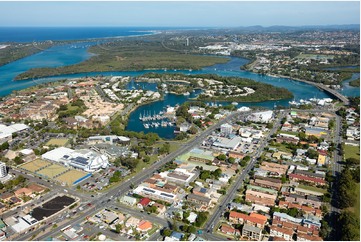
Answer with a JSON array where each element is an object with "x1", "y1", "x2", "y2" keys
[
  {"x1": 37, "y1": 164, "x2": 69, "y2": 179},
  {"x1": 45, "y1": 138, "x2": 70, "y2": 147},
  {"x1": 278, "y1": 131, "x2": 299, "y2": 136},
  {"x1": 343, "y1": 144, "x2": 360, "y2": 160},
  {"x1": 19, "y1": 159, "x2": 51, "y2": 172},
  {"x1": 269, "y1": 143, "x2": 292, "y2": 153},
  {"x1": 298, "y1": 184, "x2": 327, "y2": 194},
  {"x1": 56, "y1": 170, "x2": 90, "y2": 186}
]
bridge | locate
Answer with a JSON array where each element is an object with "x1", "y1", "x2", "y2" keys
[
  {"x1": 277, "y1": 75, "x2": 350, "y2": 105},
  {"x1": 305, "y1": 81, "x2": 350, "y2": 105}
]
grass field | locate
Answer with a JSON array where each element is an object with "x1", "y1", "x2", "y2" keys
[
  {"x1": 19, "y1": 159, "x2": 51, "y2": 172},
  {"x1": 45, "y1": 138, "x2": 70, "y2": 147},
  {"x1": 343, "y1": 144, "x2": 360, "y2": 160},
  {"x1": 298, "y1": 184, "x2": 327, "y2": 194},
  {"x1": 37, "y1": 164, "x2": 69, "y2": 179},
  {"x1": 55, "y1": 170, "x2": 89, "y2": 186}
]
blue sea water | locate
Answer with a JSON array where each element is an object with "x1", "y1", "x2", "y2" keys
[{"x1": 0, "y1": 27, "x2": 164, "y2": 42}]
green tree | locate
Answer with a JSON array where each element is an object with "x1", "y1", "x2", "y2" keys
[
  {"x1": 195, "y1": 212, "x2": 209, "y2": 227},
  {"x1": 143, "y1": 156, "x2": 151, "y2": 163},
  {"x1": 346, "y1": 158, "x2": 359, "y2": 166},
  {"x1": 228, "y1": 157, "x2": 235, "y2": 163},
  {"x1": 200, "y1": 170, "x2": 211, "y2": 180},
  {"x1": 217, "y1": 154, "x2": 227, "y2": 161},
  {"x1": 212, "y1": 168, "x2": 222, "y2": 179},
  {"x1": 339, "y1": 211, "x2": 360, "y2": 241},
  {"x1": 243, "y1": 156, "x2": 251, "y2": 162},
  {"x1": 14, "y1": 156, "x2": 23, "y2": 165},
  {"x1": 0, "y1": 141, "x2": 9, "y2": 151},
  {"x1": 162, "y1": 228, "x2": 172, "y2": 237},
  {"x1": 338, "y1": 167, "x2": 357, "y2": 208},
  {"x1": 188, "y1": 125, "x2": 198, "y2": 134}
]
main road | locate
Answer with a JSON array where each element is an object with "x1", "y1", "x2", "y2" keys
[
  {"x1": 18, "y1": 110, "x2": 252, "y2": 241},
  {"x1": 203, "y1": 110, "x2": 286, "y2": 236}
]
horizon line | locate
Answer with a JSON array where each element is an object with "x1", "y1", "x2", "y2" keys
[{"x1": 0, "y1": 24, "x2": 359, "y2": 28}]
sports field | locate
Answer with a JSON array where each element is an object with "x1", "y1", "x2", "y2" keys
[
  {"x1": 19, "y1": 159, "x2": 51, "y2": 173},
  {"x1": 55, "y1": 170, "x2": 89, "y2": 186},
  {"x1": 45, "y1": 138, "x2": 70, "y2": 147},
  {"x1": 37, "y1": 164, "x2": 69, "y2": 179}
]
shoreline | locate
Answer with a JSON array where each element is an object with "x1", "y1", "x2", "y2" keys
[{"x1": 248, "y1": 70, "x2": 350, "y2": 104}]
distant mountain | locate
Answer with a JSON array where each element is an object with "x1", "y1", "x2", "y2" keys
[{"x1": 230, "y1": 24, "x2": 360, "y2": 33}]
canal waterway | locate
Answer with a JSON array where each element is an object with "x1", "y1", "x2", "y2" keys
[{"x1": 0, "y1": 42, "x2": 359, "y2": 138}]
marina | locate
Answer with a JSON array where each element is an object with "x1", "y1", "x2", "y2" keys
[{"x1": 139, "y1": 110, "x2": 176, "y2": 129}]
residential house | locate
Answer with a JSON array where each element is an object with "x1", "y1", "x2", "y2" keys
[
  {"x1": 273, "y1": 212, "x2": 302, "y2": 225},
  {"x1": 187, "y1": 194, "x2": 211, "y2": 207},
  {"x1": 288, "y1": 174, "x2": 326, "y2": 186},
  {"x1": 246, "y1": 189, "x2": 277, "y2": 207},
  {"x1": 270, "y1": 225, "x2": 294, "y2": 241},
  {"x1": 251, "y1": 177, "x2": 282, "y2": 190},
  {"x1": 14, "y1": 188, "x2": 33, "y2": 198},
  {"x1": 137, "y1": 198, "x2": 151, "y2": 210},
  {"x1": 229, "y1": 211, "x2": 267, "y2": 229},
  {"x1": 242, "y1": 224, "x2": 263, "y2": 241},
  {"x1": 220, "y1": 224, "x2": 240, "y2": 236},
  {"x1": 297, "y1": 233, "x2": 323, "y2": 241},
  {"x1": 125, "y1": 217, "x2": 140, "y2": 228},
  {"x1": 153, "y1": 203, "x2": 166, "y2": 214},
  {"x1": 120, "y1": 195, "x2": 137, "y2": 206},
  {"x1": 27, "y1": 184, "x2": 46, "y2": 194},
  {"x1": 137, "y1": 220, "x2": 152, "y2": 233}
]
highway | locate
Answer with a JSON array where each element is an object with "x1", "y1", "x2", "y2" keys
[{"x1": 203, "y1": 110, "x2": 286, "y2": 235}]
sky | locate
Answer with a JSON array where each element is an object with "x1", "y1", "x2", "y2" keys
[{"x1": 0, "y1": 1, "x2": 359, "y2": 27}]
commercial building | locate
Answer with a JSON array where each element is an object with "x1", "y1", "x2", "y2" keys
[
  {"x1": 158, "y1": 168, "x2": 197, "y2": 186},
  {"x1": 42, "y1": 147, "x2": 109, "y2": 172},
  {"x1": 0, "y1": 162, "x2": 7, "y2": 178},
  {"x1": 133, "y1": 185, "x2": 179, "y2": 203},
  {"x1": 246, "y1": 111, "x2": 273, "y2": 123},
  {"x1": 220, "y1": 123, "x2": 233, "y2": 135},
  {"x1": 87, "y1": 135, "x2": 130, "y2": 145},
  {"x1": 0, "y1": 123, "x2": 29, "y2": 144},
  {"x1": 212, "y1": 136, "x2": 242, "y2": 150}
]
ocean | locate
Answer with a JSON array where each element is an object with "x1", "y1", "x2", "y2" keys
[{"x1": 0, "y1": 26, "x2": 178, "y2": 42}]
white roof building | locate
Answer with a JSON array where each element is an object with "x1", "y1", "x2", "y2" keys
[
  {"x1": 187, "y1": 212, "x2": 198, "y2": 223},
  {"x1": 42, "y1": 147, "x2": 109, "y2": 172},
  {"x1": 0, "y1": 123, "x2": 29, "y2": 143},
  {"x1": 247, "y1": 111, "x2": 273, "y2": 123}
]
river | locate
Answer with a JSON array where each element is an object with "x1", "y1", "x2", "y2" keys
[{"x1": 0, "y1": 42, "x2": 359, "y2": 138}]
